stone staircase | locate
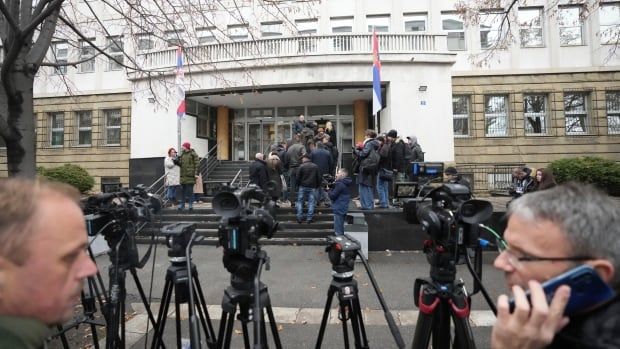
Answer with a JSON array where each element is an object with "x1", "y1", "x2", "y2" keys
[
  {"x1": 138, "y1": 205, "x2": 336, "y2": 246},
  {"x1": 203, "y1": 161, "x2": 250, "y2": 194}
]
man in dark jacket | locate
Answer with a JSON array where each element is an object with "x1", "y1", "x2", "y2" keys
[
  {"x1": 354, "y1": 129, "x2": 379, "y2": 210},
  {"x1": 328, "y1": 168, "x2": 352, "y2": 235},
  {"x1": 322, "y1": 135, "x2": 338, "y2": 175},
  {"x1": 376, "y1": 135, "x2": 392, "y2": 209},
  {"x1": 492, "y1": 183, "x2": 620, "y2": 349},
  {"x1": 249, "y1": 153, "x2": 269, "y2": 190},
  {"x1": 310, "y1": 142, "x2": 333, "y2": 206},
  {"x1": 178, "y1": 141, "x2": 200, "y2": 211},
  {"x1": 406, "y1": 135, "x2": 424, "y2": 162},
  {"x1": 292, "y1": 114, "x2": 306, "y2": 135},
  {"x1": 296, "y1": 153, "x2": 321, "y2": 223},
  {"x1": 286, "y1": 136, "x2": 306, "y2": 207},
  {"x1": 508, "y1": 167, "x2": 536, "y2": 204},
  {"x1": 444, "y1": 166, "x2": 471, "y2": 190}
]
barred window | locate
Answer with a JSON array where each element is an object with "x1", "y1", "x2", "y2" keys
[
  {"x1": 559, "y1": 7, "x2": 584, "y2": 46},
  {"x1": 452, "y1": 95, "x2": 470, "y2": 137},
  {"x1": 331, "y1": 17, "x2": 353, "y2": 51},
  {"x1": 49, "y1": 112, "x2": 64, "y2": 147},
  {"x1": 296, "y1": 19, "x2": 318, "y2": 53},
  {"x1": 564, "y1": 92, "x2": 589, "y2": 135},
  {"x1": 519, "y1": 8, "x2": 544, "y2": 48},
  {"x1": 76, "y1": 111, "x2": 92, "y2": 146},
  {"x1": 606, "y1": 91, "x2": 620, "y2": 134},
  {"x1": 106, "y1": 36, "x2": 124, "y2": 71},
  {"x1": 79, "y1": 40, "x2": 95, "y2": 73},
  {"x1": 484, "y1": 95, "x2": 509, "y2": 137},
  {"x1": 524, "y1": 94, "x2": 548, "y2": 135},
  {"x1": 104, "y1": 109, "x2": 121, "y2": 145}
]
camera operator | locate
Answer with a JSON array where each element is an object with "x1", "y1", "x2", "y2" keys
[
  {"x1": 0, "y1": 178, "x2": 98, "y2": 348},
  {"x1": 444, "y1": 166, "x2": 471, "y2": 190},
  {"x1": 328, "y1": 168, "x2": 352, "y2": 235},
  {"x1": 492, "y1": 183, "x2": 620, "y2": 349}
]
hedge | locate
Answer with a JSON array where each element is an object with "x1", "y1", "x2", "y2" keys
[
  {"x1": 39, "y1": 164, "x2": 95, "y2": 193},
  {"x1": 549, "y1": 156, "x2": 620, "y2": 196}
]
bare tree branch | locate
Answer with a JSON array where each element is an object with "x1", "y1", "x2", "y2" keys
[{"x1": 0, "y1": 0, "x2": 20, "y2": 31}]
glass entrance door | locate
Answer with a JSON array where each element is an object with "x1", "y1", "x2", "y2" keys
[{"x1": 248, "y1": 122, "x2": 276, "y2": 157}]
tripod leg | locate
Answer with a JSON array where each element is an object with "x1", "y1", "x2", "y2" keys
[
  {"x1": 193, "y1": 275, "x2": 216, "y2": 343},
  {"x1": 216, "y1": 310, "x2": 229, "y2": 349},
  {"x1": 431, "y1": 301, "x2": 451, "y2": 349},
  {"x1": 315, "y1": 286, "x2": 337, "y2": 349},
  {"x1": 174, "y1": 291, "x2": 183, "y2": 349},
  {"x1": 56, "y1": 325, "x2": 70, "y2": 349},
  {"x1": 130, "y1": 268, "x2": 160, "y2": 328},
  {"x1": 264, "y1": 301, "x2": 283, "y2": 349},
  {"x1": 350, "y1": 298, "x2": 369, "y2": 349},
  {"x1": 151, "y1": 280, "x2": 173, "y2": 349},
  {"x1": 260, "y1": 313, "x2": 268, "y2": 348},
  {"x1": 411, "y1": 285, "x2": 438, "y2": 349},
  {"x1": 450, "y1": 291, "x2": 477, "y2": 349},
  {"x1": 240, "y1": 316, "x2": 251, "y2": 349},
  {"x1": 339, "y1": 301, "x2": 350, "y2": 349}
]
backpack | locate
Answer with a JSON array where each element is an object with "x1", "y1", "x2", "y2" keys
[{"x1": 360, "y1": 145, "x2": 380, "y2": 173}]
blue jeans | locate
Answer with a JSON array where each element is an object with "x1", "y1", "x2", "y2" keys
[
  {"x1": 377, "y1": 176, "x2": 390, "y2": 208},
  {"x1": 179, "y1": 183, "x2": 194, "y2": 209},
  {"x1": 334, "y1": 213, "x2": 346, "y2": 235},
  {"x1": 359, "y1": 184, "x2": 374, "y2": 210},
  {"x1": 296, "y1": 186, "x2": 316, "y2": 221},
  {"x1": 166, "y1": 185, "x2": 178, "y2": 202}
]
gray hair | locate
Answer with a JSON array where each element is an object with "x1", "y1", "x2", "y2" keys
[
  {"x1": 255, "y1": 153, "x2": 263, "y2": 160},
  {"x1": 508, "y1": 182, "x2": 620, "y2": 286}
]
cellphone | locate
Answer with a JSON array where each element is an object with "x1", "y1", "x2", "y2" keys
[{"x1": 508, "y1": 265, "x2": 616, "y2": 316}]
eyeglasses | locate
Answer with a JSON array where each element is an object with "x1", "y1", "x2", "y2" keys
[{"x1": 496, "y1": 238, "x2": 593, "y2": 269}]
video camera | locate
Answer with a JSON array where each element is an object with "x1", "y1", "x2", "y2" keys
[
  {"x1": 82, "y1": 185, "x2": 161, "y2": 268},
  {"x1": 414, "y1": 183, "x2": 492, "y2": 283},
  {"x1": 213, "y1": 183, "x2": 279, "y2": 281},
  {"x1": 322, "y1": 174, "x2": 335, "y2": 190}
]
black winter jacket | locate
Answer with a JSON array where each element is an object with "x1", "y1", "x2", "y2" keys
[
  {"x1": 296, "y1": 161, "x2": 321, "y2": 189},
  {"x1": 249, "y1": 159, "x2": 269, "y2": 190}
]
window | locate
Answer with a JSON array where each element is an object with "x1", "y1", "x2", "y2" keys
[
  {"x1": 480, "y1": 12, "x2": 503, "y2": 49},
  {"x1": 404, "y1": 13, "x2": 427, "y2": 32},
  {"x1": 296, "y1": 19, "x2": 318, "y2": 53},
  {"x1": 367, "y1": 14, "x2": 389, "y2": 32},
  {"x1": 605, "y1": 91, "x2": 620, "y2": 134},
  {"x1": 559, "y1": 7, "x2": 584, "y2": 46},
  {"x1": 136, "y1": 33, "x2": 154, "y2": 51},
  {"x1": 49, "y1": 112, "x2": 64, "y2": 147},
  {"x1": 523, "y1": 94, "x2": 548, "y2": 134},
  {"x1": 452, "y1": 95, "x2": 470, "y2": 137},
  {"x1": 261, "y1": 22, "x2": 283, "y2": 37},
  {"x1": 196, "y1": 27, "x2": 216, "y2": 44},
  {"x1": 78, "y1": 39, "x2": 95, "y2": 73},
  {"x1": 331, "y1": 17, "x2": 353, "y2": 51},
  {"x1": 227, "y1": 24, "x2": 248, "y2": 41},
  {"x1": 296, "y1": 18, "x2": 318, "y2": 35},
  {"x1": 165, "y1": 30, "x2": 184, "y2": 47},
  {"x1": 600, "y1": 3, "x2": 620, "y2": 45},
  {"x1": 442, "y1": 13, "x2": 466, "y2": 51},
  {"x1": 76, "y1": 111, "x2": 92, "y2": 146},
  {"x1": 564, "y1": 92, "x2": 589, "y2": 134},
  {"x1": 104, "y1": 109, "x2": 121, "y2": 145},
  {"x1": 484, "y1": 95, "x2": 509, "y2": 137},
  {"x1": 519, "y1": 8, "x2": 544, "y2": 47},
  {"x1": 331, "y1": 16, "x2": 353, "y2": 33},
  {"x1": 106, "y1": 36, "x2": 124, "y2": 71},
  {"x1": 52, "y1": 41, "x2": 68, "y2": 75},
  {"x1": 197, "y1": 116, "x2": 209, "y2": 138}
]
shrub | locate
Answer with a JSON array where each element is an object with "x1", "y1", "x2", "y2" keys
[
  {"x1": 41, "y1": 164, "x2": 95, "y2": 193},
  {"x1": 549, "y1": 156, "x2": 620, "y2": 196}
]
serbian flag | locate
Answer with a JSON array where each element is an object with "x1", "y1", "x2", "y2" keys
[
  {"x1": 175, "y1": 46, "x2": 186, "y2": 119},
  {"x1": 372, "y1": 30, "x2": 382, "y2": 116}
]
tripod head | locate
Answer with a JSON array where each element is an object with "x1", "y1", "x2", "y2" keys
[
  {"x1": 162, "y1": 222, "x2": 196, "y2": 264},
  {"x1": 326, "y1": 235, "x2": 360, "y2": 280}
]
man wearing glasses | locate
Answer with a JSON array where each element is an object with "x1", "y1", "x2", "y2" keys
[{"x1": 491, "y1": 182, "x2": 620, "y2": 348}]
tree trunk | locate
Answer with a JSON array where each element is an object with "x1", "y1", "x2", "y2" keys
[{"x1": 6, "y1": 71, "x2": 36, "y2": 178}]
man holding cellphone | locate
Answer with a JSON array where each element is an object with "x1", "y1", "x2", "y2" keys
[{"x1": 492, "y1": 183, "x2": 620, "y2": 348}]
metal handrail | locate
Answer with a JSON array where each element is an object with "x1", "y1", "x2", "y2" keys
[{"x1": 230, "y1": 169, "x2": 242, "y2": 187}]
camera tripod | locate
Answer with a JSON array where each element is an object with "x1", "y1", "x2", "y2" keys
[
  {"x1": 316, "y1": 235, "x2": 405, "y2": 349},
  {"x1": 150, "y1": 260, "x2": 216, "y2": 348},
  {"x1": 411, "y1": 244, "x2": 494, "y2": 349},
  {"x1": 216, "y1": 251, "x2": 282, "y2": 349},
  {"x1": 104, "y1": 236, "x2": 164, "y2": 349}
]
